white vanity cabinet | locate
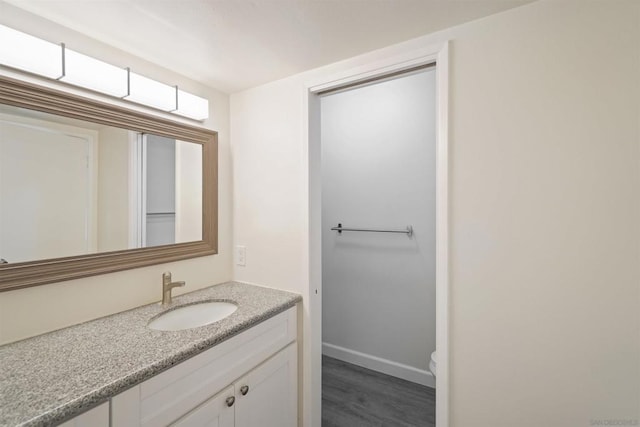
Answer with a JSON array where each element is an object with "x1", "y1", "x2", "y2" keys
[
  {"x1": 172, "y1": 344, "x2": 297, "y2": 427},
  {"x1": 111, "y1": 307, "x2": 297, "y2": 427}
]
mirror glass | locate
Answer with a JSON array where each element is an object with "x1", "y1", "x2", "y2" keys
[{"x1": 0, "y1": 104, "x2": 203, "y2": 264}]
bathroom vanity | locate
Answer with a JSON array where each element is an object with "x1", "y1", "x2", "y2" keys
[{"x1": 0, "y1": 282, "x2": 301, "y2": 427}]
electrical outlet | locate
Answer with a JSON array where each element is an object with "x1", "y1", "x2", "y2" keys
[{"x1": 235, "y1": 245, "x2": 246, "y2": 266}]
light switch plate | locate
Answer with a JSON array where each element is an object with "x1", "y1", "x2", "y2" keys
[{"x1": 235, "y1": 245, "x2": 246, "y2": 266}]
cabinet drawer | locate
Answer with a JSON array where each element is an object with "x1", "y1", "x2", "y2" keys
[{"x1": 112, "y1": 307, "x2": 297, "y2": 427}]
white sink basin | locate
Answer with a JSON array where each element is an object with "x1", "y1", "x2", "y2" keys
[{"x1": 148, "y1": 301, "x2": 238, "y2": 331}]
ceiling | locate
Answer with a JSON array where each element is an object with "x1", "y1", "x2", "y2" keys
[{"x1": 4, "y1": 0, "x2": 533, "y2": 93}]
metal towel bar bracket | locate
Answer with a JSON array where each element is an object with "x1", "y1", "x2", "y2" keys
[{"x1": 331, "y1": 223, "x2": 413, "y2": 237}]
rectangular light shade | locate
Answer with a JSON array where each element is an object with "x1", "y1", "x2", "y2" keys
[
  {"x1": 61, "y1": 49, "x2": 128, "y2": 97},
  {"x1": 173, "y1": 90, "x2": 209, "y2": 120},
  {"x1": 126, "y1": 72, "x2": 176, "y2": 111},
  {"x1": 0, "y1": 24, "x2": 62, "y2": 79}
]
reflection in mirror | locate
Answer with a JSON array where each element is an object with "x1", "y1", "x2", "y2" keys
[
  {"x1": 0, "y1": 104, "x2": 203, "y2": 264},
  {"x1": 0, "y1": 75, "x2": 217, "y2": 291}
]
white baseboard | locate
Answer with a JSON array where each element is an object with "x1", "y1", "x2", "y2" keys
[{"x1": 322, "y1": 342, "x2": 435, "y2": 389}]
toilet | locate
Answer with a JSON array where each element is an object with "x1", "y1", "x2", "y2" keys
[{"x1": 429, "y1": 351, "x2": 437, "y2": 377}]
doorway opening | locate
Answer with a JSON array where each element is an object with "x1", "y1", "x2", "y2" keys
[
  {"x1": 320, "y1": 64, "x2": 436, "y2": 425},
  {"x1": 306, "y1": 42, "x2": 449, "y2": 427}
]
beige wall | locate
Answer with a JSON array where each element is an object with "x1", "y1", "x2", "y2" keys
[
  {"x1": 97, "y1": 126, "x2": 130, "y2": 252},
  {"x1": 0, "y1": 4, "x2": 232, "y2": 345},
  {"x1": 175, "y1": 140, "x2": 203, "y2": 243},
  {"x1": 231, "y1": 1, "x2": 640, "y2": 425},
  {"x1": 448, "y1": 1, "x2": 639, "y2": 425},
  {"x1": 1, "y1": 0, "x2": 638, "y2": 424}
]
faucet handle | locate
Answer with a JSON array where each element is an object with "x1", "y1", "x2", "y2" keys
[{"x1": 162, "y1": 271, "x2": 172, "y2": 283}]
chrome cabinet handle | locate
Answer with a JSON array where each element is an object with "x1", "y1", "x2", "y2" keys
[
  {"x1": 240, "y1": 385, "x2": 249, "y2": 395},
  {"x1": 226, "y1": 396, "x2": 235, "y2": 407}
]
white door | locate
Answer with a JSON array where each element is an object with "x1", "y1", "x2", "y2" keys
[
  {"x1": 0, "y1": 118, "x2": 94, "y2": 263},
  {"x1": 234, "y1": 344, "x2": 297, "y2": 427},
  {"x1": 170, "y1": 385, "x2": 235, "y2": 427}
]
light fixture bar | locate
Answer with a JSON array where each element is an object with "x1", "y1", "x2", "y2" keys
[
  {"x1": 60, "y1": 43, "x2": 66, "y2": 79},
  {"x1": 125, "y1": 67, "x2": 130, "y2": 97}
]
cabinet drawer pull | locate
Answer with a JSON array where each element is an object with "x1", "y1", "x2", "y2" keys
[
  {"x1": 225, "y1": 396, "x2": 235, "y2": 407},
  {"x1": 240, "y1": 385, "x2": 249, "y2": 395}
]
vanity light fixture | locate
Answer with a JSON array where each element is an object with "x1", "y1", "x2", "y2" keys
[
  {"x1": 61, "y1": 49, "x2": 129, "y2": 97},
  {"x1": 0, "y1": 23, "x2": 209, "y2": 120},
  {"x1": 0, "y1": 24, "x2": 63, "y2": 79}
]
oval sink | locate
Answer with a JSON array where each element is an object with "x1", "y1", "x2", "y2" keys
[{"x1": 148, "y1": 301, "x2": 237, "y2": 331}]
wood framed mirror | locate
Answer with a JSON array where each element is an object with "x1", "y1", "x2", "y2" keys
[{"x1": 0, "y1": 75, "x2": 217, "y2": 292}]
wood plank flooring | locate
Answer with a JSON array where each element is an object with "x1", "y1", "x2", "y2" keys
[{"x1": 322, "y1": 355, "x2": 436, "y2": 427}]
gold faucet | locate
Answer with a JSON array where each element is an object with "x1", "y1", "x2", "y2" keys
[{"x1": 162, "y1": 272, "x2": 185, "y2": 305}]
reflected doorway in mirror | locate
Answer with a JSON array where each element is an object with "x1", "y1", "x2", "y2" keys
[{"x1": 130, "y1": 133, "x2": 203, "y2": 249}]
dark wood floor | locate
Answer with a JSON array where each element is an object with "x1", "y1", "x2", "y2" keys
[{"x1": 322, "y1": 355, "x2": 436, "y2": 427}]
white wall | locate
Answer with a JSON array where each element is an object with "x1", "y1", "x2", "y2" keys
[
  {"x1": 97, "y1": 126, "x2": 129, "y2": 252},
  {"x1": 0, "y1": 3, "x2": 232, "y2": 345},
  {"x1": 231, "y1": 1, "x2": 640, "y2": 426},
  {"x1": 175, "y1": 140, "x2": 203, "y2": 243},
  {"x1": 321, "y1": 69, "x2": 436, "y2": 384}
]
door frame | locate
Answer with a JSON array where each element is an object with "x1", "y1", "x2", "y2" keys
[
  {"x1": 128, "y1": 132, "x2": 147, "y2": 248},
  {"x1": 303, "y1": 40, "x2": 450, "y2": 427}
]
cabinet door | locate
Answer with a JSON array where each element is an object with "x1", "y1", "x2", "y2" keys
[
  {"x1": 59, "y1": 402, "x2": 109, "y2": 427},
  {"x1": 170, "y1": 385, "x2": 235, "y2": 427},
  {"x1": 235, "y1": 343, "x2": 297, "y2": 427}
]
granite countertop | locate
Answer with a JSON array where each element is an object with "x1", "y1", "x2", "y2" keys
[{"x1": 0, "y1": 281, "x2": 302, "y2": 427}]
